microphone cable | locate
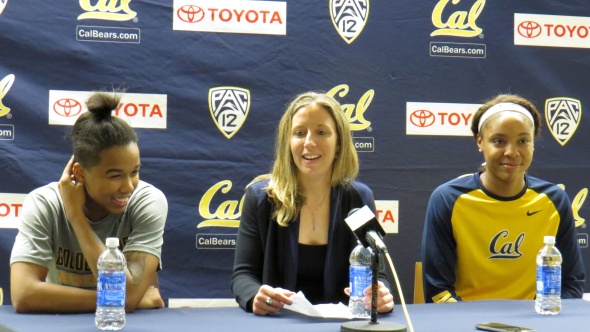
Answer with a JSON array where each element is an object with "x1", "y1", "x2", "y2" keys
[{"x1": 384, "y1": 251, "x2": 415, "y2": 332}]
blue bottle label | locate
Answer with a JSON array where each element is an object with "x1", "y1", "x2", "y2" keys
[
  {"x1": 97, "y1": 271, "x2": 126, "y2": 306},
  {"x1": 349, "y1": 266, "x2": 372, "y2": 297},
  {"x1": 536, "y1": 266, "x2": 561, "y2": 295}
]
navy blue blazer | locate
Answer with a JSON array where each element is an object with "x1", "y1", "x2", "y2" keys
[{"x1": 230, "y1": 179, "x2": 391, "y2": 311}]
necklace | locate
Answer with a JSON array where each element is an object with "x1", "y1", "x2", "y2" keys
[{"x1": 305, "y1": 190, "x2": 330, "y2": 231}]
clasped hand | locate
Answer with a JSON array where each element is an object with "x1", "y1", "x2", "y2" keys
[{"x1": 345, "y1": 281, "x2": 394, "y2": 313}]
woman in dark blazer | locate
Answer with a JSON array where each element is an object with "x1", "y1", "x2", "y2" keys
[{"x1": 231, "y1": 92, "x2": 393, "y2": 316}]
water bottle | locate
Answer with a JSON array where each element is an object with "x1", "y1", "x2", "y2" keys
[
  {"x1": 96, "y1": 237, "x2": 127, "y2": 330},
  {"x1": 535, "y1": 235, "x2": 562, "y2": 315},
  {"x1": 349, "y1": 242, "x2": 372, "y2": 318}
]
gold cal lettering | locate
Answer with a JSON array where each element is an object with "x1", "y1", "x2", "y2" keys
[
  {"x1": 572, "y1": 189, "x2": 587, "y2": 227},
  {"x1": 327, "y1": 84, "x2": 372, "y2": 131},
  {"x1": 431, "y1": 0, "x2": 485, "y2": 37},
  {"x1": 78, "y1": 0, "x2": 137, "y2": 21},
  {"x1": 557, "y1": 184, "x2": 587, "y2": 228},
  {"x1": 197, "y1": 180, "x2": 243, "y2": 228}
]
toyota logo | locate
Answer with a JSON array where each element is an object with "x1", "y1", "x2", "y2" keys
[
  {"x1": 53, "y1": 98, "x2": 82, "y2": 117},
  {"x1": 410, "y1": 110, "x2": 435, "y2": 127},
  {"x1": 517, "y1": 21, "x2": 542, "y2": 38},
  {"x1": 177, "y1": 5, "x2": 205, "y2": 23}
]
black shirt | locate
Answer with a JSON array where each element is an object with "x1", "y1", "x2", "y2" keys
[{"x1": 296, "y1": 243, "x2": 328, "y2": 304}]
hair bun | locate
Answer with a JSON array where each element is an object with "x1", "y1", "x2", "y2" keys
[{"x1": 86, "y1": 92, "x2": 121, "y2": 121}]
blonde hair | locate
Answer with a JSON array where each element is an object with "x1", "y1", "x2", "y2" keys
[{"x1": 252, "y1": 92, "x2": 359, "y2": 226}]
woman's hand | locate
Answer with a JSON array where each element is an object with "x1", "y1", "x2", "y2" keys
[
  {"x1": 57, "y1": 155, "x2": 86, "y2": 224},
  {"x1": 345, "y1": 281, "x2": 394, "y2": 313},
  {"x1": 252, "y1": 285, "x2": 296, "y2": 316}
]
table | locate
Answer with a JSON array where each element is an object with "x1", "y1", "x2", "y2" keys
[{"x1": 0, "y1": 299, "x2": 588, "y2": 331}]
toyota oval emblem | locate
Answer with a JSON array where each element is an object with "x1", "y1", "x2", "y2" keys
[
  {"x1": 517, "y1": 21, "x2": 542, "y2": 38},
  {"x1": 53, "y1": 98, "x2": 82, "y2": 117},
  {"x1": 177, "y1": 5, "x2": 205, "y2": 23},
  {"x1": 410, "y1": 109, "x2": 435, "y2": 127}
]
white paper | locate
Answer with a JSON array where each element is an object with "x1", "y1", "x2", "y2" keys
[{"x1": 282, "y1": 291, "x2": 369, "y2": 320}]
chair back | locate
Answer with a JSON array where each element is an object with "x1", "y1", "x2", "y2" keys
[{"x1": 413, "y1": 262, "x2": 425, "y2": 304}]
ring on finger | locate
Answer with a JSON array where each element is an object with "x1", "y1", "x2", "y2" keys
[{"x1": 266, "y1": 297, "x2": 273, "y2": 307}]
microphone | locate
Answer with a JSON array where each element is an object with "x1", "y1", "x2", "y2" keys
[
  {"x1": 345, "y1": 206, "x2": 388, "y2": 253},
  {"x1": 342, "y1": 206, "x2": 407, "y2": 332}
]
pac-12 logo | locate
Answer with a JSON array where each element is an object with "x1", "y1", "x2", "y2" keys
[
  {"x1": 545, "y1": 97, "x2": 582, "y2": 146},
  {"x1": 0, "y1": 74, "x2": 15, "y2": 118},
  {"x1": 78, "y1": 0, "x2": 137, "y2": 21},
  {"x1": 330, "y1": 0, "x2": 369, "y2": 44},
  {"x1": 209, "y1": 87, "x2": 250, "y2": 139}
]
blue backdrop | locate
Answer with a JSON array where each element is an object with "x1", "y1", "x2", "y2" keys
[{"x1": 1, "y1": 0, "x2": 589, "y2": 306}]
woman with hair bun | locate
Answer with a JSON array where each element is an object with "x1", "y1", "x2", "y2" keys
[{"x1": 10, "y1": 91, "x2": 168, "y2": 313}]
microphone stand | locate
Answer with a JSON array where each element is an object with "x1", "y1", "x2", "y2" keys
[{"x1": 341, "y1": 250, "x2": 407, "y2": 332}]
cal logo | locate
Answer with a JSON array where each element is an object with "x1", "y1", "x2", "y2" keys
[
  {"x1": 0, "y1": 0, "x2": 8, "y2": 15},
  {"x1": 209, "y1": 87, "x2": 250, "y2": 139},
  {"x1": 431, "y1": 0, "x2": 485, "y2": 37},
  {"x1": 78, "y1": 0, "x2": 137, "y2": 21},
  {"x1": 545, "y1": 97, "x2": 582, "y2": 146},
  {"x1": 489, "y1": 230, "x2": 524, "y2": 259},
  {"x1": 327, "y1": 84, "x2": 372, "y2": 131},
  {"x1": 0, "y1": 74, "x2": 15, "y2": 118},
  {"x1": 330, "y1": 0, "x2": 369, "y2": 44},
  {"x1": 197, "y1": 180, "x2": 242, "y2": 228}
]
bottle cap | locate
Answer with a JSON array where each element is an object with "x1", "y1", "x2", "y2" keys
[
  {"x1": 544, "y1": 236, "x2": 555, "y2": 244},
  {"x1": 106, "y1": 237, "x2": 119, "y2": 247}
]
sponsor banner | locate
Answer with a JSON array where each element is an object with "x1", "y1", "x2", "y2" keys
[
  {"x1": 406, "y1": 102, "x2": 478, "y2": 136},
  {"x1": 48, "y1": 90, "x2": 167, "y2": 129},
  {"x1": 545, "y1": 97, "x2": 582, "y2": 146},
  {"x1": 173, "y1": 0, "x2": 287, "y2": 36},
  {"x1": 515, "y1": 13, "x2": 590, "y2": 49},
  {"x1": 0, "y1": 124, "x2": 14, "y2": 140},
  {"x1": 375, "y1": 200, "x2": 399, "y2": 234},
  {"x1": 0, "y1": 193, "x2": 27, "y2": 229}
]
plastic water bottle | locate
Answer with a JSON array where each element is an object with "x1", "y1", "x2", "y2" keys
[
  {"x1": 96, "y1": 237, "x2": 127, "y2": 330},
  {"x1": 349, "y1": 242, "x2": 372, "y2": 318},
  {"x1": 535, "y1": 235, "x2": 562, "y2": 315}
]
